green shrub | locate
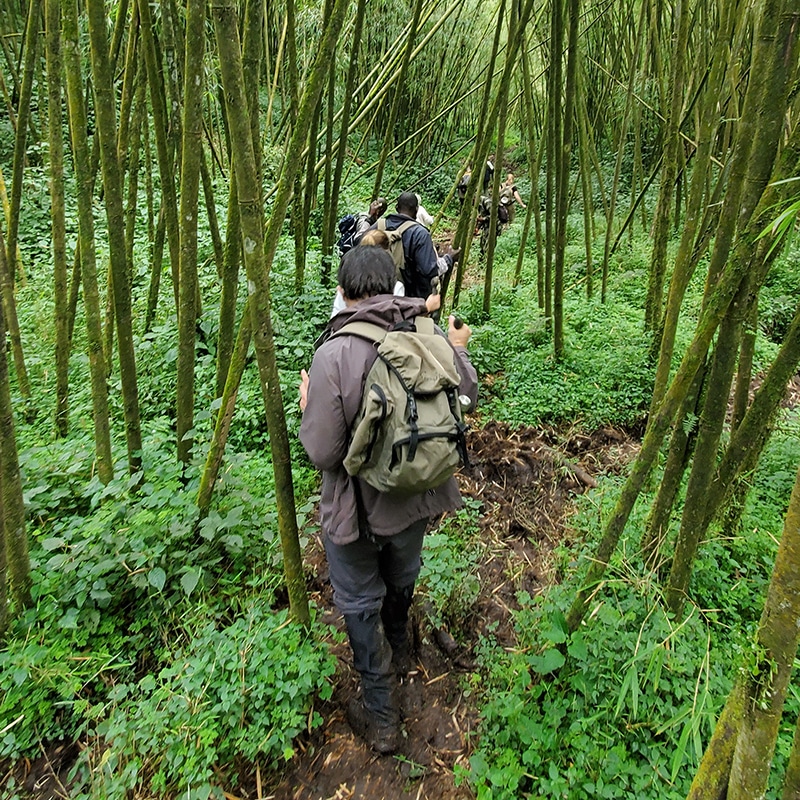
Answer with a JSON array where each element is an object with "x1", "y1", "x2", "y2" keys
[
  {"x1": 77, "y1": 606, "x2": 336, "y2": 800},
  {"x1": 418, "y1": 499, "x2": 484, "y2": 632},
  {"x1": 464, "y1": 586, "x2": 729, "y2": 799}
]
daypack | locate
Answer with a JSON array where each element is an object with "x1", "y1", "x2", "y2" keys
[
  {"x1": 337, "y1": 212, "x2": 368, "y2": 257},
  {"x1": 333, "y1": 316, "x2": 469, "y2": 495},
  {"x1": 376, "y1": 218, "x2": 418, "y2": 276}
]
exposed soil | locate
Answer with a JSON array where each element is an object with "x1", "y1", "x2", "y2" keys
[{"x1": 4, "y1": 420, "x2": 640, "y2": 800}]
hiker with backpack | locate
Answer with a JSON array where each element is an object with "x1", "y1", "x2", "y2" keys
[
  {"x1": 457, "y1": 165, "x2": 471, "y2": 206},
  {"x1": 298, "y1": 246, "x2": 477, "y2": 755},
  {"x1": 498, "y1": 172, "x2": 526, "y2": 224},
  {"x1": 370, "y1": 191, "x2": 460, "y2": 300},
  {"x1": 330, "y1": 230, "x2": 442, "y2": 318},
  {"x1": 336, "y1": 197, "x2": 388, "y2": 258}
]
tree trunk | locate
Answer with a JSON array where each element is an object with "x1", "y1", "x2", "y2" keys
[
  {"x1": 45, "y1": 0, "x2": 69, "y2": 437},
  {"x1": 731, "y1": 295, "x2": 757, "y2": 432},
  {"x1": 513, "y1": 36, "x2": 542, "y2": 293},
  {"x1": 565, "y1": 0, "x2": 800, "y2": 633},
  {"x1": 199, "y1": 299, "x2": 252, "y2": 514},
  {"x1": 727, "y1": 460, "x2": 800, "y2": 799},
  {"x1": 687, "y1": 681, "x2": 745, "y2": 800},
  {"x1": 553, "y1": 0, "x2": 580, "y2": 359},
  {"x1": 5, "y1": 0, "x2": 41, "y2": 288},
  {"x1": 640, "y1": 361, "x2": 705, "y2": 567},
  {"x1": 176, "y1": 0, "x2": 207, "y2": 465},
  {"x1": 450, "y1": 0, "x2": 505, "y2": 305},
  {"x1": 600, "y1": 0, "x2": 646, "y2": 303},
  {"x1": 780, "y1": 709, "x2": 800, "y2": 799},
  {"x1": 211, "y1": 0, "x2": 350, "y2": 623},
  {"x1": 644, "y1": 0, "x2": 690, "y2": 332},
  {"x1": 0, "y1": 474, "x2": 7, "y2": 640},
  {"x1": 138, "y1": 0, "x2": 181, "y2": 312},
  {"x1": 86, "y1": 0, "x2": 145, "y2": 478},
  {"x1": 63, "y1": 0, "x2": 114, "y2": 486},
  {"x1": 215, "y1": 174, "x2": 242, "y2": 398},
  {"x1": 372, "y1": 0, "x2": 424, "y2": 199},
  {"x1": 666, "y1": 7, "x2": 800, "y2": 616},
  {"x1": 0, "y1": 260, "x2": 31, "y2": 610},
  {"x1": 325, "y1": 0, "x2": 368, "y2": 292},
  {"x1": 649, "y1": 0, "x2": 734, "y2": 413}
]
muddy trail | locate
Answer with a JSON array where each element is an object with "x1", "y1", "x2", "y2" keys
[{"x1": 264, "y1": 421, "x2": 639, "y2": 800}]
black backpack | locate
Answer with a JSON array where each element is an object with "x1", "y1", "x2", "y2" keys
[{"x1": 337, "y1": 214, "x2": 362, "y2": 257}]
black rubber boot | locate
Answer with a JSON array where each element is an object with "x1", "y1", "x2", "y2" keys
[
  {"x1": 343, "y1": 610, "x2": 400, "y2": 754},
  {"x1": 381, "y1": 583, "x2": 415, "y2": 676}
]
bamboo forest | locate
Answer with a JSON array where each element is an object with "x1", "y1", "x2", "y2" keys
[{"x1": 2, "y1": 0, "x2": 800, "y2": 795}]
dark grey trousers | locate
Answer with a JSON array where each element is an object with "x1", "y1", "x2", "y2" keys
[{"x1": 324, "y1": 518, "x2": 428, "y2": 616}]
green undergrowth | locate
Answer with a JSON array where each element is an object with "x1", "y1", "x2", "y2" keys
[
  {"x1": 459, "y1": 414, "x2": 800, "y2": 799},
  {"x1": 456, "y1": 234, "x2": 697, "y2": 430},
  {"x1": 444, "y1": 230, "x2": 800, "y2": 798},
  {"x1": 2, "y1": 439, "x2": 337, "y2": 798}
]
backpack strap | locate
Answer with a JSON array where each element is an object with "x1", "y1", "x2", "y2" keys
[
  {"x1": 376, "y1": 218, "x2": 418, "y2": 236},
  {"x1": 334, "y1": 316, "x2": 434, "y2": 343}
]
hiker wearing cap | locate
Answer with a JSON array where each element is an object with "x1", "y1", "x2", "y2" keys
[
  {"x1": 370, "y1": 191, "x2": 460, "y2": 300},
  {"x1": 299, "y1": 246, "x2": 477, "y2": 755}
]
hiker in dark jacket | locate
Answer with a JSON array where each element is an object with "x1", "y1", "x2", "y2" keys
[
  {"x1": 298, "y1": 247, "x2": 477, "y2": 755},
  {"x1": 371, "y1": 191, "x2": 460, "y2": 299}
]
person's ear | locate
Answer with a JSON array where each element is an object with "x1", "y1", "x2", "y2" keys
[{"x1": 336, "y1": 285, "x2": 344, "y2": 297}]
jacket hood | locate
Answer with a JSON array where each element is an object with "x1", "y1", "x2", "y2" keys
[{"x1": 327, "y1": 294, "x2": 429, "y2": 334}]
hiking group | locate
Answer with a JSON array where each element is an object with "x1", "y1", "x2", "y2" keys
[
  {"x1": 459, "y1": 162, "x2": 527, "y2": 249},
  {"x1": 299, "y1": 188, "x2": 478, "y2": 754}
]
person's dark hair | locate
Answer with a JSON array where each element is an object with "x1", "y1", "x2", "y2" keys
[
  {"x1": 338, "y1": 246, "x2": 395, "y2": 300},
  {"x1": 396, "y1": 191, "x2": 419, "y2": 216}
]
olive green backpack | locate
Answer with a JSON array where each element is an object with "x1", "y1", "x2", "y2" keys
[{"x1": 333, "y1": 316, "x2": 468, "y2": 495}]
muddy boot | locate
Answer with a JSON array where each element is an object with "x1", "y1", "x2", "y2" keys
[
  {"x1": 343, "y1": 611, "x2": 400, "y2": 754},
  {"x1": 381, "y1": 583, "x2": 415, "y2": 676}
]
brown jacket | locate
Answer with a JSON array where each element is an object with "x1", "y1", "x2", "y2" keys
[{"x1": 300, "y1": 295, "x2": 478, "y2": 545}]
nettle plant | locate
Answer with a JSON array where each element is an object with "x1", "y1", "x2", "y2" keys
[
  {"x1": 464, "y1": 585, "x2": 730, "y2": 800},
  {"x1": 418, "y1": 499, "x2": 484, "y2": 633},
  {"x1": 1, "y1": 433, "x2": 336, "y2": 796},
  {"x1": 77, "y1": 605, "x2": 336, "y2": 800}
]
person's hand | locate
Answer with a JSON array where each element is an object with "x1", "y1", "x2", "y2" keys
[
  {"x1": 447, "y1": 315, "x2": 471, "y2": 348},
  {"x1": 425, "y1": 292, "x2": 441, "y2": 314},
  {"x1": 445, "y1": 245, "x2": 461, "y2": 263},
  {"x1": 299, "y1": 369, "x2": 309, "y2": 412}
]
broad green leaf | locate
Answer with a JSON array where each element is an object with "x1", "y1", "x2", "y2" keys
[
  {"x1": 148, "y1": 567, "x2": 166, "y2": 592},
  {"x1": 181, "y1": 568, "x2": 201, "y2": 597},
  {"x1": 529, "y1": 648, "x2": 565, "y2": 674}
]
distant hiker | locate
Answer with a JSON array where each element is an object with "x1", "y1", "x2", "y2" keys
[
  {"x1": 336, "y1": 197, "x2": 388, "y2": 257},
  {"x1": 371, "y1": 191, "x2": 460, "y2": 300},
  {"x1": 475, "y1": 194, "x2": 499, "y2": 253},
  {"x1": 299, "y1": 246, "x2": 477, "y2": 755},
  {"x1": 415, "y1": 194, "x2": 434, "y2": 228},
  {"x1": 482, "y1": 159, "x2": 495, "y2": 191},
  {"x1": 499, "y1": 172, "x2": 526, "y2": 224},
  {"x1": 330, "y1": 231, "x2": 441, "y2": 318},
  {"x1": 457, "y1": 166, "x2": 471, "y2": 206}
]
